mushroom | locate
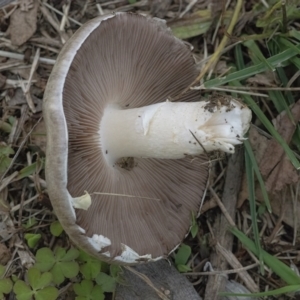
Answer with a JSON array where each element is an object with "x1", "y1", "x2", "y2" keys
[{"x1": 44, "y1": 13, "x2": 251, "y2": 264}]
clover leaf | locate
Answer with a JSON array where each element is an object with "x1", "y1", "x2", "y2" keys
[
  {"x1": 0, "y1": 265, "x2": 13, "y2": 299},
  {"x1": 50, "y1": 221, "x2": 63, "y2": 237},
  {"x1": 95, "y1": 272, "x2": 116, "y2": 293},
  {"x1": 35, "y1": 247, "x2": 79, "y2": 285},
  {"x1": 24, "y1": 233, "x2": 41, "y2": 248},
  {"x1": 13, "y1": 268, "x2": 58, "y2": 300},
  {"x1": 73, "y1": 279, "x2": 104, "y2": 300},
  {"x1": 109, "y1": 265, "x2": 125, "y2": 284},
  {"x1": 77, "y1": 251, "x2": 102, "y2": 280}
]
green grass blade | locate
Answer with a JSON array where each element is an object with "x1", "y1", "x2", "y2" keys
[
  {"x1": 290, "y1": 56, "x2": 300, "y2": 69},
  {"x1": 278, "y1": 37, "x2": 300, "y2": 55},
  {"x1": 243, "y1": 39, "x2": 274, "y2": 71},
  {"x1": 231, "y1": 80, "x2": 300, "y2": 170},
  {"x1": 220, "y1": 284, "x2": 300, "y2": 297},
  {"x1": 268, "y1": 90, "x2": 287, "y2": 112},
  {"x1": 290, "y1": 29, "x2": 300, "y2": 41},
  {"x1": 275, "y1": 67, "x2": 294, "y2": 105},
  {"x1": 204, "y1": 44, "x2": 300, "y2": 88},
  {"x1": 234, "y1": 44, "x2": 245, "y2": 70},
  {"x1": 244, "y1": 140, "x2": 271, "y2": 212},
  {"x1": 268, "y1": 90, "x2": 294, "y2": 122},
  {"x1": 244, "y1": 148, "x2": 264, "y2": 274},
  {"x1": 231, "y1": 227, "x2": 300, "y2": 285}
]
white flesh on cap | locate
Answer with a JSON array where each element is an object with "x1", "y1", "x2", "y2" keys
[{"x1": 100, "y1": 99, "x2": 251, "y2": 166}]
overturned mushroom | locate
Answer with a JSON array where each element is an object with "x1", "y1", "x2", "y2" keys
[{"x1": 44, "y1": 13, "x2": 251, "y2": 264}]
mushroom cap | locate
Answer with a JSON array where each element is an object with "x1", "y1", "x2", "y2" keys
[{"x1": 44, "y1": 13, "x2": 209, "y2": 264}]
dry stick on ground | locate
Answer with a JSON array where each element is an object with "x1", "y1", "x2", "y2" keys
[{"x1": 204, "y1": 148, "x2": 258, "y2": 300}]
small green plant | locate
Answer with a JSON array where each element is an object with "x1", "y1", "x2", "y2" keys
[
  {"x1": 49, "y1": 221, "x2": 63, "y2": 237},
  {"x1": 24, "y1": 233, "x2": 42, "y2": 249},
  {"x1": 23, "y1": 217, "x2": 38, "y2": 229},
  {"x1": 0, "y1": 265, "x2": 13, "y2": 298},
  {"x1": 16, "y1": 157, "x2": 45, "y2": 180},
  {"x1": 0, "y1": 144, "x2": 14, "y2": 174},
  {"x1": 95, "y1": 272, "x2": 116, "y2": 293},
  {"x1": 73, "y1": 279, "x2": 105, "y2": 300},
  {"x1": 174, "y1": 244, "x2": 192, "y2": 272},
  {"x1": 13, "y1": 268, "x2": 58, "y2": 300},
  {"x1": 109, "y1": 265, "x2": 125, "y2": 285},
  {"x1": 34, "y1": 247, "x2": 79, "y2": 285},
  {"x1": 190, "y1": 212, "x2": 199, "y2": 238},
  {"x1": 77, "y1": 251, "x2": 117, "y2": 292},
  {"x1": 77, "y1": 250, "x2": 102, "y2": 280},
  {"x1": 1, "y1": 247, "x2": 119, "y2": 300}
]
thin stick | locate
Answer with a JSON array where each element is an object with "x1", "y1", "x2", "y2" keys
[
  {"x1": 185, "y1": 263, "x2": 259, "y2": 276},
  {"x1": 0, "y1": 50, "x2": 55, "y2": 65},
  {"x1": 24, "y1": 48, "x2": 40, "y2": 113},
  {"x1": 209, "y1": 186, "x2": 236, "y2": 227},
  {"x1": 203, "y1": 86, "x2": 269, "y2": 97},
  {"x1": 60, "y1": 1, "x2": 71, "y2": 31},
  {"x1": 42, "y1": 1, "x2": 82, "y2": 26}
]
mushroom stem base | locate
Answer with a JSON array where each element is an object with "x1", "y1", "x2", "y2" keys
[{"x1": 99, "y1": 99, "x2": 251, "y2": 166}]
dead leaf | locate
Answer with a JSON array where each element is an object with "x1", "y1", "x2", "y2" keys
[
  {"x1": 0, "y1": 243, "x2": 11, "y2": 265},
  {"x1": 265, "y1": 156, "x2": 299, "y2": 192},
  {"x1": 7, "y1": 0, "x2": 39, "y2": 46},
  {"x1": 0, "y1": 188, "x2": 10, "y2": 213},
  {"x1": 0, "y1": 73, "x2": 6, "y2": 89},
  {"x1": 268, "y1": 186, "x2": 299, "y2": 230},
  {"x1": 149, "y1": 0, "x2": 172, "y2": 18},
  {"x1": 17, "y1": 249, "x2": 35, "y2": 268},
  {"x1": 7, "y1": 88, "x2": 42, "y2": 112},
  {"x1": 259, "y1": 100, "x2": 300, "y2": 193},
  {"x1": 248, "y1": 127, "x2": 268, "y2": 164},
  {"x1": 214, "y1": 60, "x2": 230, "y2": 75},
  {"x1": 20, "y1": 0, "x2": 34, "y2": 11},
  {"x1": 246, "y1": 71, "x2": 279, "y2": 87},
  {"x1": 30, "y1": 120, "x2": 46, "y2": 153},
  {"x1": 238, "y1": 161, "x2": 300, "y2": 231}
]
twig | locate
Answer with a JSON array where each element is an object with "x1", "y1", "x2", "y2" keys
[
  {"x1": 21, "y1": 48, "x2": 40, "y2": 113},
  {"x1": 40, "y1": 2, "x2": 69, "y2": 44},
  {"x1": 0, "y1": 171, "x2": 18, "y2": 193},
  {"x1": 185, "y1": 262, "x2": 259, "y2": 276},
  {"x1": 209, "y1": 187, "x2": 236, "y2": 227},
  {"x1": 0, "y1": 50, "x2": 55, "y2": 64},
  {"x1": 42, "y1": 1, "x2": 82, "y2": 26},
  {"x1": 206, "y1": 86, "x2": 268, "y2": 97},
  {"x1": 96, "y1": 3, "x2": 104, "y2": 15},
  {"x1": 179, "y1": 0, "x2": 197, "y2": 18},
  {"x1": 10, "y1": 195, "x2": 40, "y2": 212},
  {"x1": 215, "y1": 242, "x2": 259, "y2": 292},
  {"x1": 60, "y1": 0, "x2": 71, "y2": 31}
]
